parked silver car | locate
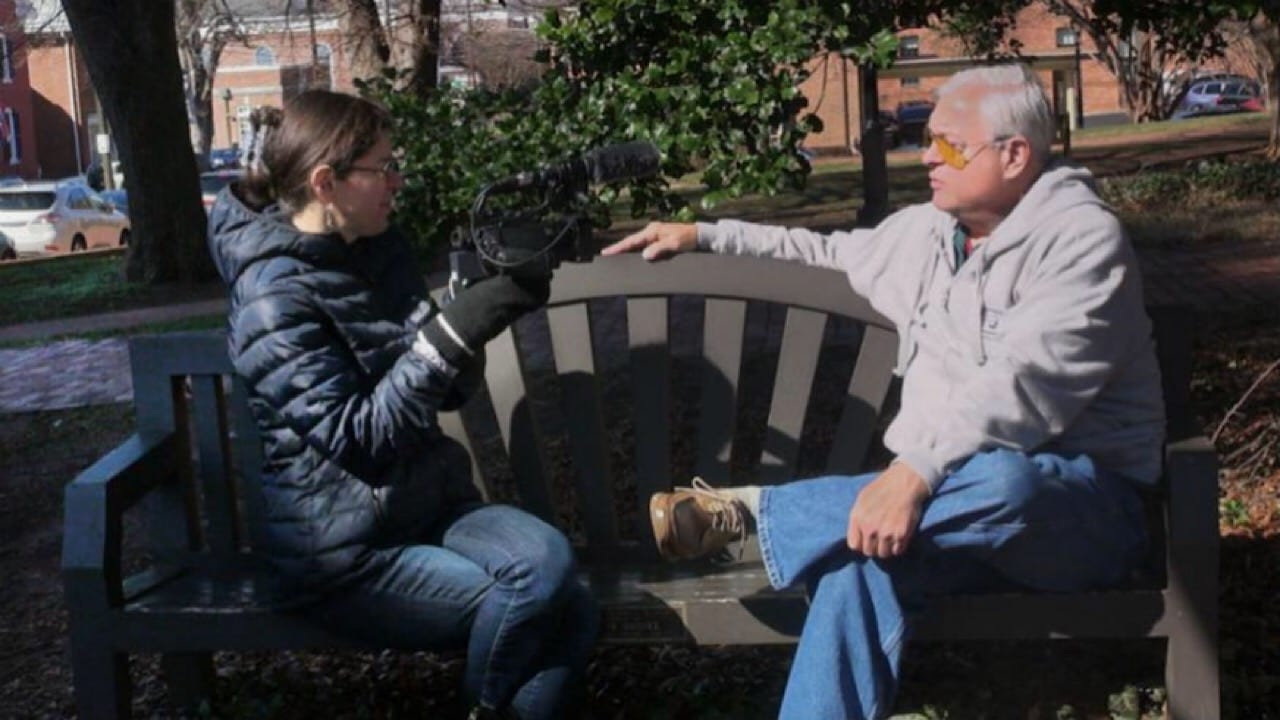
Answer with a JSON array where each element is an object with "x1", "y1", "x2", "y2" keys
[{"x1": 0, "y1": 180, "x2": 131, "y2": 255}]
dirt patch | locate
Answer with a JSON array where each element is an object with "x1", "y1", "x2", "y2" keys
[{"x1": 0, "y1": 405, "x2": 135, "y2": 717}]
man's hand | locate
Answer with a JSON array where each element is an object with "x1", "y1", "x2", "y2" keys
[
  {"x1": 846, "y1": 461, "x2": 931, "y2": 559},
  {"x1": 600, "y1": 221, "x2": 698, "y2": 260}
]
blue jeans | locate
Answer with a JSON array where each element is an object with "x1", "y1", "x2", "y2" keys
[
  {"x1": 757, "y1": 449, "x2": 1148, "y2": 720},
  {"x1": 305, "y1": 503, "x2": 599, "y2": 719}
]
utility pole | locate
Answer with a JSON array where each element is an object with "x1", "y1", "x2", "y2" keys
[{"x1": 222, "y1": 87, "x2": 234, "y2": 148}]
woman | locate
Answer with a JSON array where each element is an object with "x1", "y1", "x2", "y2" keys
[{"x1": 207, "y1": 89, "x2": 597, "y2": 720}]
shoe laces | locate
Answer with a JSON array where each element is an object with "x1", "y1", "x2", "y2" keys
[{"x1": 686, "y1": 476, "x2": 747, "y2": 548}]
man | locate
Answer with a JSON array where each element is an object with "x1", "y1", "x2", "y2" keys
[{"x1": 602, "y1": 64, "x2": 1164, "y2": 719}]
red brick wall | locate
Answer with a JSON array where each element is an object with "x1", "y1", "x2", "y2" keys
[
  {"x1": 215, "y1": 28, "x2": 350, "y2": 148},
  {"x1": 802, "y1": 1, "x2": 1132, "y2": 153},
  {"x1": 0, "y1": 2, "x2": 48, "y2": 179},
  {"x1": 25, "y1": 38, "x2": 93, "y2": 179},
  {"x1": 797, "y1": 53, "x2": 855, "y2": 152}
]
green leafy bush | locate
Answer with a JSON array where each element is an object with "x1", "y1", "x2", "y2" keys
[{"x1": 366, "y1": 0, "x2": 902, "y2": 261}]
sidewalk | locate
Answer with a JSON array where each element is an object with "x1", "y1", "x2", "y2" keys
[{"x1": 1, "y1": 239, "x2": 1278, "y2": 414}]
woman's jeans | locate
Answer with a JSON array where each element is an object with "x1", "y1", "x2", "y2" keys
[
  {"x1": 305, "y1": 503, "x2": 599, "y2": 720},
  {"x1": 757, "y1": 449, "x2": 1149, "y2": 720}
]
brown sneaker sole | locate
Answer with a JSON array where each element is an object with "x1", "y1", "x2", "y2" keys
[{"x1": 649, "y1": 491, "x2": 681, "y2": 560}]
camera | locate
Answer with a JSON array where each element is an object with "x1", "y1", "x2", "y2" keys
[{"x1": 450, "y1": 141, "x2": 661, "y2": 285}]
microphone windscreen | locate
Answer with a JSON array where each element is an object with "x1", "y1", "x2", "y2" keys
[{"x1": 585, "y1": 141, "x2": 662, "y2": 185}]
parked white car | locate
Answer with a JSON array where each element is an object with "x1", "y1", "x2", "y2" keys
[{"x1": 0, "y1": 180, "x2": 131, "y2": 255}]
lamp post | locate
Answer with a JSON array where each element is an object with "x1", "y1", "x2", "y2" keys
[
  {"x1": 1073, "y1": 25, "x2": 1084, "y2": 130},
  {"x1": 221, "y1": 88, "x2": 234, "y2": 148}
]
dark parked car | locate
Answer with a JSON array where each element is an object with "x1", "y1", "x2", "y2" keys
[
  {"x1": 200, "y1": 169, "x2": 242, "y2": 209},
  {"x1": 208, "y1": 147, "x2": 241, "y2": 170}
]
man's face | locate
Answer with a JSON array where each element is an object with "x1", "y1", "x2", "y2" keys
[{"x1": 921, "y1": 87, "x2": 1009, "y2": 221}]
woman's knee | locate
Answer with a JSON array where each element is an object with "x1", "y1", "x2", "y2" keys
[{"x1": 503, "y1": 520, "x2": 578, "y2": 608}]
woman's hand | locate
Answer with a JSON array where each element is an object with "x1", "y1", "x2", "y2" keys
[{"x1": 601, "y1": 222, "x2": 698, "y2": 260}]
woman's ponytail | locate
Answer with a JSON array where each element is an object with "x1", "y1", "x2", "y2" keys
[{"x1": 238, "y1": 106, "x2": 284, "y2": 211}]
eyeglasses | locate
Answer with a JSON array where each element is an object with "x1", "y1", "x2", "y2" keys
[
  {"x1": 346, "y1": 158, "x2": 401, "y2": 180},
  {"x1": 923, "y1": 128, "x2": 1004, "y2": 170}
]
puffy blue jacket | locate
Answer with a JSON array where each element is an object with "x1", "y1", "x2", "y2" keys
[{"x1": 207, "y1": 185, "x2": 481, "y2": 592}]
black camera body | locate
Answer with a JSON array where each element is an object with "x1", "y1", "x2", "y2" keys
[
  {"x1": 451, "y1": 141, "x2": 661, "y2": 285},
  {"x1": 461, "y1": 194, "x2": 594, "y2": 281}
]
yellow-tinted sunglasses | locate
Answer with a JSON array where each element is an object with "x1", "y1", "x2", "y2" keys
[{"x1": 923, "y1": 127, "x2": 1003, "y2": 170}]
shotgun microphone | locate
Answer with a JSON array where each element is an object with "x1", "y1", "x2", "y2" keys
[{"x1": 489, "y1": 141, "x2": 662, "y2": 192}]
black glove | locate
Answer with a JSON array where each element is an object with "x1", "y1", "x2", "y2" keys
[{"x1": 420, "y1": 273, "x2": 551, "y2": 367}]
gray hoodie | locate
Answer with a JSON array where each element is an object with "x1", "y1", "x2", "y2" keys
[{"x1": 697, "y1": 162, "x2": 1165, "y2": 491}]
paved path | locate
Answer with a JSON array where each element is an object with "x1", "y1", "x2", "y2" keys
[{"x1": 0, "y1": 239, "x2": 1277, "y2": 415}]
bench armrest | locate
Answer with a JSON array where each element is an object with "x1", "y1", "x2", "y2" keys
[
  {"x1": 1163, "y1": 435, "x2": 1219, "y2": 615},
  {"x1": 1164, "y1": 435, "x2": 1219, "y2": 548},
  {"x1": 62, "y1": 431, "x2": 183, "y2": 611}
]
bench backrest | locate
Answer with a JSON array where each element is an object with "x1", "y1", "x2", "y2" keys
[{"x1": 126, "y1": 253, "x2": 1188, "y2": 570}]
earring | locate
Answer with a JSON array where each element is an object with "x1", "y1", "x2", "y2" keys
[{"x1": 323, "y1": 204, "x2": 337, "y2": 232}]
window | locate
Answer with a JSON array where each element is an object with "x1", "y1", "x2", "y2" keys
[
  {"x1": 901, "y1": 76, "x2": 920, "y2": 88},
  {"x1": 254, "y1": 46, "x2": 276, "y2": 66},
  {"x1": 899, "y1": 35, "x2": 920, "y2": 59},
  {"x1": 1056, "y1": 27, "x2": 1078, "y2": 48},
  {"x1": 3, "y1": 108, "x2": 19, "y2": 164},
  {"x1": 0, "y1": 35, "x2": 11, "y2": 82},
  {"x1": 315, "y1": 42, "x2": 331, "y2": 63},
  {"x1": 67, "y1": 188, "x2": 92, "y2": 210}
]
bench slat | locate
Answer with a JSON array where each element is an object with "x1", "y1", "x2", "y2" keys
[
  {"x1": 758, "y1": 307, "x2": 826, "y2": 486},
  {"x1": 627, "y1": 297, "x2": 671, "y2": 560},
  {"x1": 190, "y1": 376, "x2": 240, "y2": 554},
  {"x1": 229, "y1": 376, "x2": 268, "y2": 551},
  {"x1": 695, "y1": 298, "x2": 746, "y2": 485},
  {"x1": 437, "y1": 409, "x2": 488, "y2": 501},
  {"x1": 826, "y1": 324, "x2": 898, "y2": 475},
  {"x1": 483, "y1": 325, "x2": 556, "y2": 522},
  {"x1": 548, "y1": 303, "x2": 621, "y2": 552}
]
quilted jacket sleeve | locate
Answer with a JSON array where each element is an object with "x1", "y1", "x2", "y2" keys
[{"x1": 230, "y1": 285, "x2": 457, "y2": 484}]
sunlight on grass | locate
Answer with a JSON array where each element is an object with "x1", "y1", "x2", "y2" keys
[
  {"x1": 0, "y1": 250, "x2": 223, "y2": 328},
  {"x1": 0, "y1": 313, "x2": 226, "y2": 349},
  {"x1": 0, "y1": 252, "x2": 144, "y2": 326}
]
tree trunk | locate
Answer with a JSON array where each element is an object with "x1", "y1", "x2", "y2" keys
[
  {"x1": 406, "y1": 0, "x2": 441, "y2": 98},
  {"x1": 1269, "y1": 54, "x2": 1280, "y2": 159},
  {"x1": 340, "y1": 0, "x2": 391, "y2": 84},
  {"x1": 62, "y1": 0, "x2": 216, "y2": 284},
  {"x1": 189, "y1": 56, "x2": 215, "y2": 162}
]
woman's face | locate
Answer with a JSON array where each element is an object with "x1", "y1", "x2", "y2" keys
[{"x1": 330, "y1": 133, "x2": 402, "y2": 241}]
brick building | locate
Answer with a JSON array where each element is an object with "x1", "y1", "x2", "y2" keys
[
  {"x1": 0, "y1": 0, "x2": 45, "y2": 180},
  {"x1": 799, "y1": 2, "x2": 1135, "y2": 154},
  {"x1": 212, "y1": 19, "x2": 348, "y2": 150},
  {"x1": 2, "y1": 0, "x2": 1265, "y2": 178}
]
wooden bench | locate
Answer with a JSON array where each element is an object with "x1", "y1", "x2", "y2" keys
[{"x1": 62, "y1": 253, "x2": 1219, "y2": 719}]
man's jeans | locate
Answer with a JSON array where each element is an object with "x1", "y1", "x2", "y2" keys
[
  {"x1": 757, "y1": 449, "x2": 1148, "y2": 720},
  {"x1": 305, "y1": 504, "x2": 599, "y2": 720}
]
